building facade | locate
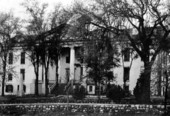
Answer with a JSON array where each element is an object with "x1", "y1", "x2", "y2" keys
[{"x1": 0, "y1": 41, "x2": 166, "y2": 96}]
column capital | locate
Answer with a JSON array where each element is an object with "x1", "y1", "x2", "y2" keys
[{"x1": 70, "y1": 46, "x2": 75, "y2": 49}]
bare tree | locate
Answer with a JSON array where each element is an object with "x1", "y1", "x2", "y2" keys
[
  {"x1": 22, "y1": 0, "x2": 69, "y2": 96},
  {"x1": 78, "y1": 0, "x2": 170, "y2": 103},
  {"x1": 0, "y1": 12, "x2": 21, "y2": 96}
]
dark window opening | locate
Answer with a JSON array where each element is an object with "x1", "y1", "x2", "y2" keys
[
  {"x1": 66, "y1": 51, "x2": 70, "y2": 63},
  {"x1": 124, "y1": 67, "x2": 130, "y2": 91},
  {"x1": 21, "y1": 52, "x2": 25, "y2": 64},
  {"x1": 20, "y1": 69, "x2": 25, "y2": 81},
  {"x1": 66, "y1": 56, "x2": 70, "y2": 63},
  {"x1": 124, "y1": 67, "x2": 130, "y2": 82},
  {"x1": 124, "y1": 48, "x2": 130, "y2": 61},
  {"x1": 80, "y1": 67, "x2": 83, "y2": 76},
  {"x1": 89, "y1": 85, "x2": 93, "y2": 92},
  {"x1": 6, "y1": 85, "x2": 13, "y2": 93},
  {"x1": 66, "y1": 68, "x2": 70, "y2": 83},
  {"x1": 8, "y1": 73, "x2": 13, "y2": 81},
  {"x1": 8, "y1": 52, "x2": 13, "y2": 64},
  {"x1": 23, "y1": 85, "x2": 26, "y2": 93}
]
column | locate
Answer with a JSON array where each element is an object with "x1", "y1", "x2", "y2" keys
[{"x1": 70, "y1": 46, "x2": 75, "y2": 80}]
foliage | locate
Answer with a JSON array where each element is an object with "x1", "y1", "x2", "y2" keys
[
  {"x1": 72, "y1": 85, "x2": 86, "y2": 100},
  {"x1": 0, "y1": 103, "x2": 165, "y2": 116},
  {"x1": 73, "y1": 0, "x2": 170, "y2": 103},
  {"x1": 133, "y1": 72, "x2": 145, "y2": 103},
  {"x1": 0, "y1": 12, "x2": 22, "y2": 96},
  {"x1": 22, "y1": 0, "x2": 68, "y2": 96},
  {"x1": 106, "y1": 84, "x2": 127, "y2": 102},
  {"x1": 82, "y1": 29, "x2": 119, "y2": 84}
]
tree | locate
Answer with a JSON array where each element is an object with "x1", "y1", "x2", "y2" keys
[
  {"x1": 81, "y1": 0, "x2": 170, "y2": 103},
  {"x1": 22, "y1": 0, "x2": 48, "y2": 96},
  {"x1": 64, "y1": 3, "x2": 119, "y2": 99},
  {"x1": 22, "y1": 0, "x2": 69, "y2": 96},
  {"x1": 81, "y1": 28, "x2": 119, "y2": 99},
  {"x1": 133, "y1": 72, "x2": 145, "y2": 103},
  {"x1": 0, "y1": 12, "x2": 21, "y2": 96}
]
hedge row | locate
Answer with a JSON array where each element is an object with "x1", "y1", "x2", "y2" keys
[{"x1": 0, "y1": 103, "x2": 169, "y2": 115}]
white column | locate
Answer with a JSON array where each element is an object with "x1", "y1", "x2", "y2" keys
[
  {"x1": 19, "y1": 73, "x2": 23, "y2": 96},
  {"x1": 70, "y1": 46, "x2": 75, "y2": 80},
  {"x1": 58, "y1": 57, "x2": 61, "y2": 83}
]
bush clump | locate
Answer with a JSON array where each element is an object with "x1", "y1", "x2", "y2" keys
[
  {"x1": 133, "y1": 72, "x2": 145, "y2": 103},
  {"x1": 106, "y1": 84, "x2": 127, "y2": 103},
  {"x1": 72, "y1": 85, "x2": 86, "y2": 100}
]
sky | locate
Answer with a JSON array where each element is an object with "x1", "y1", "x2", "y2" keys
[{"x1": 0, "y1": 0, "x2": 75, "y2": 18}]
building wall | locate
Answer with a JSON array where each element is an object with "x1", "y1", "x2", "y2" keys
[
  {"x1": 0, "y1": 43, "x2": 164, "y2": 96},
  {"x1": 58, "y1": 47, "x2": 81, "y2": 84},
  {"x1": 0, "y1": 48, "x2": 57, "y2": 96},
  {"x1": 0, "y1": 49, "x2": 35, "y2": 95}
]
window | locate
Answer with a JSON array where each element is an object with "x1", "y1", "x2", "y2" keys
[
  {"x1": 66, "y1": 56, "x2": 70, "y2": 63},
  {"x1": 124, "y1": 67, "x2": 130, "y2": 91},
  {"x1": 124, "y1": 48, "x2": 130, "y2": 61},
  {"x1": 17, "y1": 85, "x2": 19, "y2": 91},
  {"x1": 20, "y1": 69, "x2": 25, "y2": 81},
  {"x1": 8, "y1": 52, "x2": 13, "y2": 64},
  {"x1": 21, "y1": 52, "x2": 25, "y2": 64},
  {"x1": 65, "y1": 68, "x2": 70, "y2": 83},
  {"x1": 124, "y1": 67, "x2": 130, "y2": 82},
  {"x1": 23, "y1": 85, "x2": 26, "y2": 93},
  {"x1": 17, "y1": 85, "x2": 26, "y2": 93},
  {"x1": 6, "y1": 85, "x2": 13, "y2": 93},
  {"x1": 66, "y1": 51, "x2": 70, "y2": 63},
  {"x1": 8, "y1": 73, "x2": 13, "y2": 81},
  {"x1": 89, "y1": 85, "x2": 93, "y2": 92},
  {"x1": 80, "y1": 67, "x2": 83, "y2": 76}
]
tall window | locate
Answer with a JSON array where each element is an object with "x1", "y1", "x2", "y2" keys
[
  {"x1": 65, "y1": 68, "x2": 70, "y2": 83},
  {"x1": 23, "y1": 85, "x2": 26, "y2": 93},
  {"x1": 124, "y1": 48, "x2": 130, "y2": 61},
  {"x1": 66, "y1": 55, "x2": 70, "y2": 63},
  {"x1": 124, "y1": 67, "x2": 130, "y2": 91},
  {"x1": 20, "y1": 69, "x2": 25, "y2": 81},
  {"x1": 8, "y1": 52, "x2": 13, "y2": 64},
  {"x1": 124, "y1": 67, "x2": 130, "y2": 82},
  {"x1": 8, "y1": 73, "x2": 13, "y2": 81},
  {"x1": 89, "y1": 85, "x2": 93, "y2": 92},
  {"x1": 21, "y1": 52, "x2": 25, "y2": 64},
  {"x1": 6, "y1": 85, "x2": 13, "y2": 93}
]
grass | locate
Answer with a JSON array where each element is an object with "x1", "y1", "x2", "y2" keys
[{"x1": 18, "y1": 111, "x2": 162, "y2": 116}]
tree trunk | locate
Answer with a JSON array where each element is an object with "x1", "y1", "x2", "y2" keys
[
  {"x1": 164, "y1": 71, "x2": 168, "y2": 115},
  {"x1": 1, "y1": 70, "x2": 5, "y2": 96},
  {"x1": 140, "y1": 62, "x2": 151, "y2": 103},
  {"x1": 45, "y1": 69, "x2": 49, "y2": 96},
  {"x1": 44, "y1": 60, "x2": 49, "y2": 96},
  {"x1": 55, "y1": 58, "x2": 59, "y2": 86},
  {"x1": 1, "y1": 58, "x2": 7, "y2": 96},
  {"x1": 34, "y1": 54, "x2": 39, "y2": 96},
  {"x1": 35, "y1": 69, "x2": 39, "y2": 96}
]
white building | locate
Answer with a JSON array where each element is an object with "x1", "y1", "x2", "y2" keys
[{"x1": 0, "y1": 39, "x2": 147, "y2": 96}]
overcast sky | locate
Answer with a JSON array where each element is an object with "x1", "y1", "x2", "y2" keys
[{"x1": 0, "y1": 0, "x2": 75, "y2": 18}]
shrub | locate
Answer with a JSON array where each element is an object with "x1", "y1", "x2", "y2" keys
[
  {"x1": 133, "y1": 72, "x2": 145, "y2": 103},
  {"x1": 72, "y1": 85, "x2": 86, "y2": 100},
  {"x1": 106, "y1": 84, "x2": 126, "y2": 103}
]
